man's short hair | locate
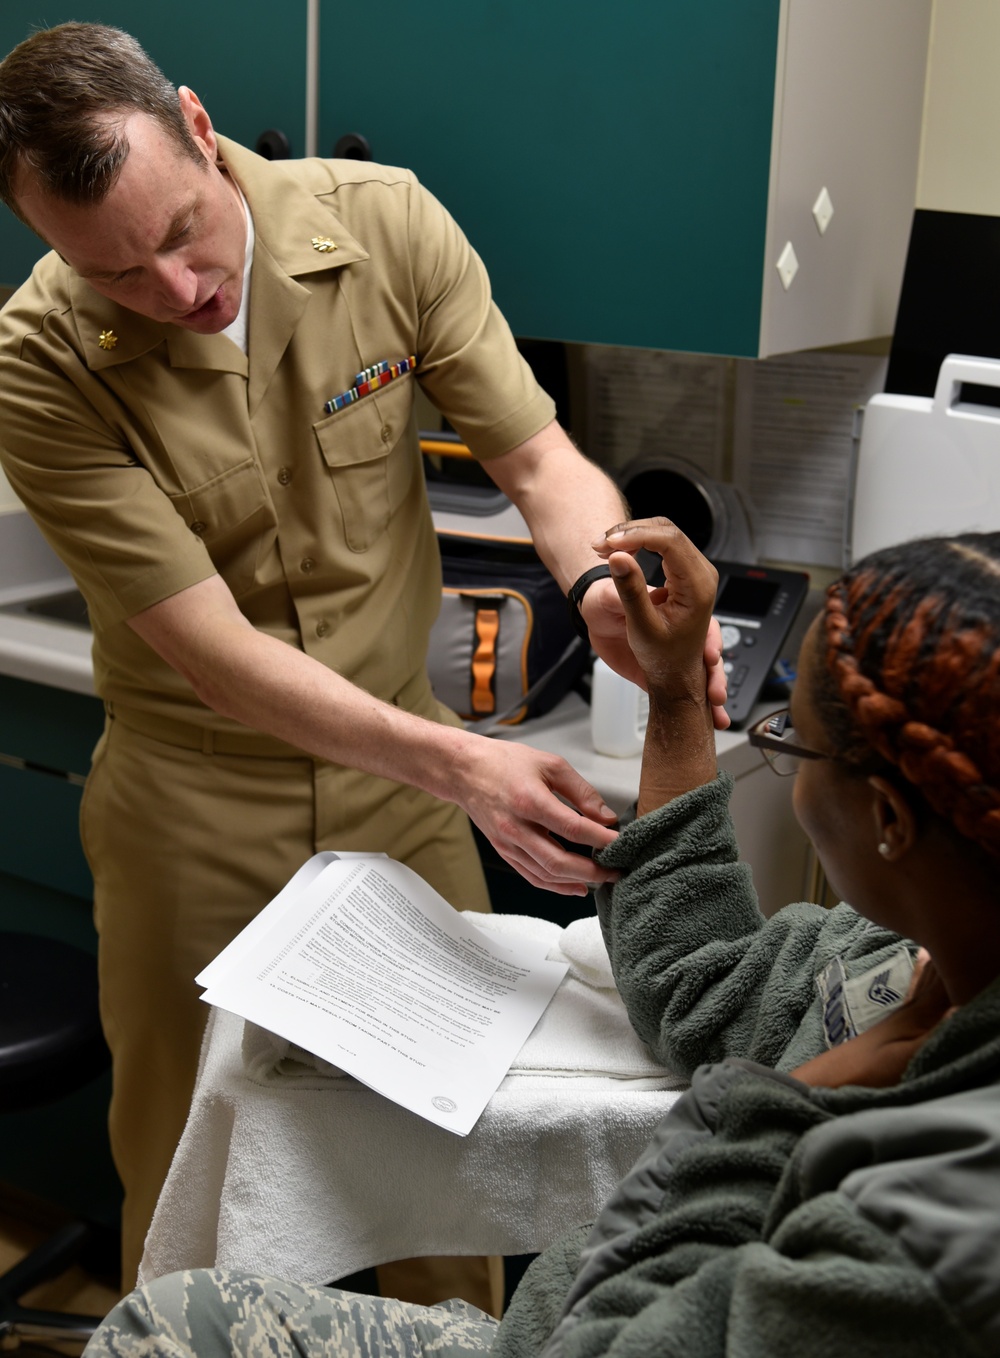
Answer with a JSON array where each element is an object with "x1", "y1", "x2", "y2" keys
[{"x1": 0, "y1": 22, "x2": 204, "y2": 221}]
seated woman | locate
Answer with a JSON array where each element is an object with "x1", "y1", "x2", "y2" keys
[{"x1": 84, "y1": 522, "x2": 1000, "y2": 1358}]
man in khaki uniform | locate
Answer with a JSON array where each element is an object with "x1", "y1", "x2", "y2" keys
[{"x1": 0, "y1": 24, "x2": 660, "y2": 1299}]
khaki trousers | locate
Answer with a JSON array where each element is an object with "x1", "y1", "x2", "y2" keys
[{"x1": 81, "y1": 709, "x2": 494, "y2": 1305}]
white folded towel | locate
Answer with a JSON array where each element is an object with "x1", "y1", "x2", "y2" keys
[{"x1": 557, "y1": 915, "x2": 619, "y2": 988}]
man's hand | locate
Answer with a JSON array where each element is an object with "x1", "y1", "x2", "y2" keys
[
  {"x1": 587, "y1": 522, "x2": 730, "y2": 729},
  {"x1": 791, "y1": 951, "x2": 957, "y2": 1089},
  {"x1": 451, "y1": 736, "x2": 619, "y2": 896}
]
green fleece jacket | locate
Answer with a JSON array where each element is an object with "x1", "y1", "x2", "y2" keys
[{"x1": 492, "y1": 774, "x2": 1000, "y2": 1358}]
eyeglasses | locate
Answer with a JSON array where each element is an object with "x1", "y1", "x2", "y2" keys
[{"x1": 747, "y1": 708, "x2": 828, "y2": 777}]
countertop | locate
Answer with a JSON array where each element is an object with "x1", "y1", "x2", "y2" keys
[
  {"x1": 0, "y1": 510, "x2": 770, "y2": 813},
  {"x1": 493, "y1": 691, "x2": 765, "y2": 818},
  {"x1": 0, "y1": 511, "x2": 94, "y2": 696}
]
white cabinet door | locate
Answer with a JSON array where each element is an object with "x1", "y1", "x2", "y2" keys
[{"x1": 759, "y1": 0, "x2": 932, "y2": 357}]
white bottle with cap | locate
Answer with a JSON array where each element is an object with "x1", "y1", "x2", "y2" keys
[{"x1": 590, "y1": 658, "x2": 649, "y2": 757}]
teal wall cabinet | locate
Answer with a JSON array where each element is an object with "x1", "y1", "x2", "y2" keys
[
  {"x1": 318, "y1": 0, "x2": 932, "y2": 357},
  {"x1": 0, "y1": 2, "x2": 931, "y2": 357},
  {"x1": 0, "y1": 673, "x2": 120, "y2": 1223},
  {"x1": 0, "y1": 674, "x2": 101, "y2": 905}
]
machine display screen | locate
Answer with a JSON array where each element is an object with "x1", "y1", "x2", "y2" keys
[{"x1": 716, "y1": 575, "x2": 779, "y2": 618}]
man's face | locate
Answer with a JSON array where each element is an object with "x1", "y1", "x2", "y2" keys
[{"x1": 14, "y1": 110, "x2": 247, "y2": 334}]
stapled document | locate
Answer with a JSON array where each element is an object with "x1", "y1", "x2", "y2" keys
[{"x1": 197, "y1": 854, "x2": 568, "y2": 1135}]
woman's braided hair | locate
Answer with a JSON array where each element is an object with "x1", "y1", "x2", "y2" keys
[{"x1": 820, "y1": 532, "x2": 1000, "y2": 858}]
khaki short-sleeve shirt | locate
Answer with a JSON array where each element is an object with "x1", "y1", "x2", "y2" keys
[{"x1": 0, "y1": 139, "x2": 554, "y2": 735}]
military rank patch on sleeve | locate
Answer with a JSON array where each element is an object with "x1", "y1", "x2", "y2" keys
[{"x1": 816, "y1": 947, "x2": 916, "y2": 1048}]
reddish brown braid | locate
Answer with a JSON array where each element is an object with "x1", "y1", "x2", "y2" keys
[{"x1": 822, "y1": 533, "x2": 1000, "y2": 858}]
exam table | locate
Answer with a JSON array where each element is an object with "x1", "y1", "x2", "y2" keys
[{"x1": 138, "y1": 912, "x2": 686, "y2": 1288}]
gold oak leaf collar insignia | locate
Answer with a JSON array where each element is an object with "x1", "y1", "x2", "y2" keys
[
  {"x1": 311, "y1": 236, "x2": 338, "y2": 254},
  {"x1": 98, "y1": 329, "x2": 119, "y2": 351}
]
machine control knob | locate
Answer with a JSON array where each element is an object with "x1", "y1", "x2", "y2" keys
[{"x1": 720, "y1": 624, "x2": 742, "y2": 651}]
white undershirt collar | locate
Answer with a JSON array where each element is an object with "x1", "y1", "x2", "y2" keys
[{"x1": 221, "y1": 184, "x2": 254, "y2": 354}]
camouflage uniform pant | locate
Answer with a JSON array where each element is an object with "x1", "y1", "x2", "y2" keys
[{"x1": 83, "y1": 1269, "x2": 500, "y2": 1358}]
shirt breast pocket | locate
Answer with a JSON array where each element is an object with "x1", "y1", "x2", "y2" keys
[
  {"x1": 167, "y1": 458, "x2": 273, "y2": 598},
  {"x1": 313, "y1": 374, "x2": 415, "y2": 553}
]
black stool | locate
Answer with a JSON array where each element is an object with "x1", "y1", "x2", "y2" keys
[{"x1": 0, "y1": 931, "x2": 114, "y2": 1349}]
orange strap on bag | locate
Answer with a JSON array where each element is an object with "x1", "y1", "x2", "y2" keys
[{"x1": 471, "y1": 606, "x2": 500, "y2": 714}]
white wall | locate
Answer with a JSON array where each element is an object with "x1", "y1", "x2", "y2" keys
[{"x1": 918, "y1": 0, "x2": 1000, "y2": 214}]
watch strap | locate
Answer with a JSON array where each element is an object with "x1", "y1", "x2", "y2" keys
[{"x1": 567, "y1": 564, "x2": 612, "y2": 640}]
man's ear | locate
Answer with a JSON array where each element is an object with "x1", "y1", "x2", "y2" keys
[
  {"x1": 869, "y1": 775, "x2": 919, "y2": 862},
  {"x1": 177, "y1": 87, "x2": 218, "y2": 163}
]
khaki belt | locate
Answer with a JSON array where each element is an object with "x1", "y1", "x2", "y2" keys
[{"x1": 105, "y1": 701, "x2": 306, "y2": 759}]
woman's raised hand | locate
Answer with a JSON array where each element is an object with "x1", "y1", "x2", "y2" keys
[
  {"x1": 592, "y1": 517, "x2": 721, "y2": 707},
  {"x1": 592, "y1": 519, "x2": 721, "y2": 812}
]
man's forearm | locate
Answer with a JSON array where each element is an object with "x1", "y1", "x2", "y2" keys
[
  {"x1": 483, "y1": 420, "x2": 627, "y2": 592},
  {"x1": 131, "y1": 575, "x2": 492, "y2": 791}
]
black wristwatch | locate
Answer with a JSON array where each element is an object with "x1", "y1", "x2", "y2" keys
[{"x1": 566, "y1": 565, "x2": 612, "y2": 640}]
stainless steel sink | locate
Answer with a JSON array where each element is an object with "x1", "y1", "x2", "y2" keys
[{"x1": 0, "y1": 588, "x2": 90, "y2": 629}]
